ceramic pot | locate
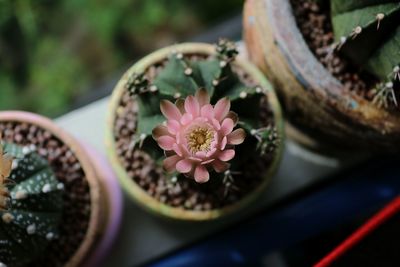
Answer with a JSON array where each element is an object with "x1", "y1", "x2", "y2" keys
[
  {"x1": 0, "y1": 111, "x2": 122, "y2": 267},
  {"x1": 243, "y1": 0, "x2": 400, "y2": 151},
  {"x1": 106, "y1": 43, "x2": 284, "y2": 221}
]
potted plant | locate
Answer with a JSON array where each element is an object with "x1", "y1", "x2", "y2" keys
[
  {"x1": 106, "y1": 39, "x2": 284, "y2": 221},
  {"x1": 244, "y1": 0, "x2": 400, "y2": 151},
  {"x1": 0, "y1": 111, "x2": 123, "y2": 267}
]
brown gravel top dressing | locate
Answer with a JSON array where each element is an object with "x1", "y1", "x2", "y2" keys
[
  {"x1": 0, "y1": 122, "x2": 91, "y2": 267},
  {"x1": 290, "y1": 0, "x2": 379, "y2": 100},
  {"x1": 113, "y1": 55, "x2": 277, "y2": 211}
]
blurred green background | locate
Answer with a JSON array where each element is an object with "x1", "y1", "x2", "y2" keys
[{"x1": 0, "y1": 0, "x2": 242, "y2": 117}]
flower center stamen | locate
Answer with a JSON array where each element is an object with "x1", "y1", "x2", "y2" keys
[{"x1": 187, "y1": 127, "x2": 214, "y2": 153}]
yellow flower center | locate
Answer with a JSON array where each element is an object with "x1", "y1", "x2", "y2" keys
[{"x1": 187, "y1": 127, "x2": 214, "y2": 153}]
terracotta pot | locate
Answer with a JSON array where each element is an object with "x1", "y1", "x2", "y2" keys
[
  {"x1": 106, "y1": 43, "x2": 284, "y2": 221},
  {"x1": 0, "y1": 111, "x2": 123, "y2": 267},
  {"x1": 243, "y1": 0, "x2": 400, "y2": 151}
]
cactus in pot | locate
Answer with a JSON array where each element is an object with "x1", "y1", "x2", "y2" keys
[
  {"x1": 127, "y1": 39, "x2": 278, "y2": 185},
  {"x1": 330, "y1": 0, "x2": 400, "y2": 107},
  {"x1": 107, "y1": 39, "x2": 284, "y2": 220},
  {"x1": 0, "y1": 138, "x2": 63, "y2": 266}
]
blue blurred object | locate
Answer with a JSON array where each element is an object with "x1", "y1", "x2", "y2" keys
[{"x1": 146, "y1": 156, "x2": 400, "y2": 267}]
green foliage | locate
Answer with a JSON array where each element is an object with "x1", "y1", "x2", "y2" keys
[
  {"x1": 330, "y1": 0, "x2": 400, "y2": 103},
  {"x1": 0, "y1": 143, "x2": 63, "y2": 266},
  {"x1": 127, "y1": 40, "x2": 276, "y2": 167},
  {"x1": 0, "y1": 0, "x2": 242, "y2": 117}
]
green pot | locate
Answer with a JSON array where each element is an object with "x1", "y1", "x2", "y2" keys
[{"x1": 105, "y1": 43, "x2": 284, "y2": 221}]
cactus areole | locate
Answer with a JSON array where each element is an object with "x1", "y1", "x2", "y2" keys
[
  {"x1": 0, "y1": 140, "x2": 63, "y2": 266},
  {"x1": 108, "y1": 40, "x2": 284, "y2": 220}
]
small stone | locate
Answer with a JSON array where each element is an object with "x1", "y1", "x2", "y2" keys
[
  {"x1": 26, "y1": 224, "x2": 36, "y2": 235},
  {"x1": 11, "y1": 160, "x2": 18, "y2": 170},
  {"x1": 14, "y1": 190, "x2": 28, "y2": 200},
  {"x1": 46, "y1": 232, "x2": 55, "y2": 240},
  {"x1": 22, "y1": 146, "x2": 30, "y2": 155},
  {"x1": 57, "y1": 183, "x2": 64, "y2": 190},
  {"x1": 2, "y1": 213, "x2": 14, "y2": 224}
]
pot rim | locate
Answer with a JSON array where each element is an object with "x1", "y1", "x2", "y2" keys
[
  {"x1": 105, "y1": 42, "x2": 285, "y2": 221},
  {"x1": 0, "y1": 111, "x2": 109, "y2": 267}
]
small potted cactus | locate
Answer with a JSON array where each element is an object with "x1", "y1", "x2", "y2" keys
[
  {"x1": 244, "y1": 0, "x2": 400, "y2": 151},
  {"x1": 106, "y1": 40, "x2": 284, "y2": 221},
  {"x1": 0, "y1": 112, "x2": 122, "y2": 267}
]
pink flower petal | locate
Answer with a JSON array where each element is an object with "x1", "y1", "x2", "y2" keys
[
  {"x1": 180, "y1": 113, "x2": 193, "y2": 125},
  {"x1": 220, "y1": 118, "x2": 234, "y2": 136},
  {"x1": 188, "y1": 157, "x2": 202, "y2": 162},
  {"x1": 200, "y1": 104, "x2": 214, "y2": 119},
  {"x1": 173, "y1": 143, "x2": 183, "y2": 157},
  {"x1": 167, "y1": 120, "x2": 180, "y2": 135},
  {"x1": 152, "y1": 125, "x2": 169, "y2": 139},
  {"x1": 201, "y1": 159, "x2": 215, "y2": 165},
  {"x1": 227, "y1": 128, "x2": 246, "y2": 145},
  {"x1": 195, "y1": 151, "x2": 207, "y2": 159},
  {"x1": 194, "y1": 165, "x2": 210, "y2": 183},
  {"x1": 160, "y1": 100, "x2": 182, "y2": 121},
  {"x1": 176, "y1": 159, "x2": 192, "y2": 173},
  {"x1": 226, "y1": 111, "x2": 238, "y2": 126},
  {"x1": 220, "y1": 136, "x2": 227, "y2": 150},
  {"x1": 218, "y1": 149, "x2": 235, "y2": 161},
  {"x1": 157, "y1": 136, "x2": 175, "y2": 150},
  {"x1": 195, "y1": 88, "x2": 210, "y2": 107},
  {"x1": 163, "y1": 155, "x2": 181, "y2": 173},
  {"x1": 211, "y1": 160, "x2": 230, "y2": 173},
  {"x1": 211, "y1": 118, "x2": 221, "y2": 130},
  {"x1": 214, "y1": 97, "x2": 230, "y2": 121},
  {"x1": 184, "y1": 95, "x2": 200, "y2": 117},
  {"x1": 206, "y1": 147, "x2": 217, "y2": 157}
]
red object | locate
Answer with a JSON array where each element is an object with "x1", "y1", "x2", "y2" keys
[{"x1": 314, "y1": 196, "x2": 400, "y2": 267}]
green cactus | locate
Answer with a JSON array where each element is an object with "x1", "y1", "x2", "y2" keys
[
  {"x1": 0, "y1": 143, "x2": 63, "y2": 266},
  {"x1": 127, "y1": 39, "x2": 277, "y2": 181},
  {"x1": 330, "y1": 0, "x2": 400, "y2": 106}
]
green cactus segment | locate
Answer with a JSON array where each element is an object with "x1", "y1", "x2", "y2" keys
[
  {"x1": 331, "y1": 0, "x2": 400, "y2": 82},
  {"x1": 366, "y1": 25, "x2": 400, "y2": 80},
  {"x1": 0, "y1": 143, "x2": 63, "y2": 266},
  {"x1": 127, "y1": 40, "x2": 276, "y2": 163}
]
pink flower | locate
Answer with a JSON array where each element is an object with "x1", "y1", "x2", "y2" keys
[{"x1": 152, "y1": 89, "x2": 246, "y2": 183}]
